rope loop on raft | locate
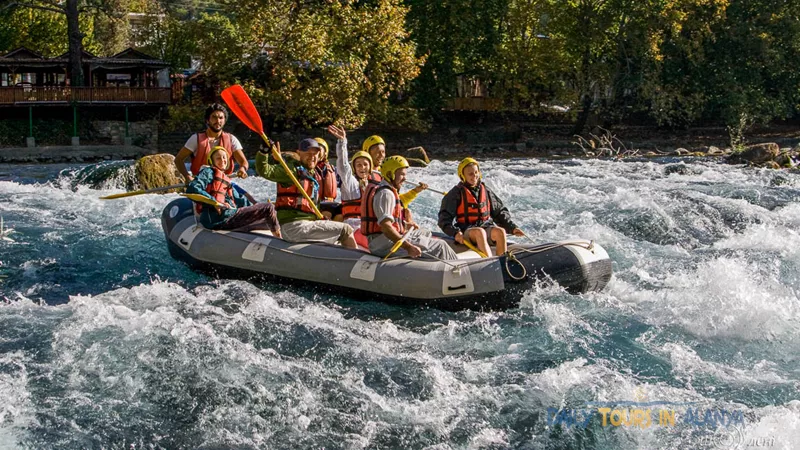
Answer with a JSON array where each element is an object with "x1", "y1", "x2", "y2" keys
[{"x1": 504, "y1": 251, "x2": 527, "y2": 281}]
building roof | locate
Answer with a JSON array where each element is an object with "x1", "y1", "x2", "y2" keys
[{"x1": 0, "y1": 46, "x2": 169, "y2": 71}]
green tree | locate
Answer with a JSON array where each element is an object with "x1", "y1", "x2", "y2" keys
[
  {"x1": 223, "y1": 0, "x2": 422, "y2": 128},
  {"x1": 404, "y1": 0, "x2": 508, "y2": 115},
  {"x1": 2, "y1": 0, "x2": 131, "y2": 85}
]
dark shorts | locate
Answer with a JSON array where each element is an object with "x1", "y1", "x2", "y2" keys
[
  {"x1": 319, "y1": 201, "x2": 343, "y2": 217},
  {"x1": 464, "y1": 224, "x2": 502, "y2": 245}
]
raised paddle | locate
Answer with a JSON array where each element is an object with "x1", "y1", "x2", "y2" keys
[
  {"x1": 100, "y1": 183, "x2": 186, "y2": 200},
  {"x1": 221, "y1": 85, "x2": 323, "y2": 219},
  {"x1": 403, "y1": 181, "x2": 446, "y2": 196}
]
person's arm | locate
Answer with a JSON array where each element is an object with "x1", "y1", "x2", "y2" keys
[
  {"x1": 185, "y1": 168, "x2": 216, "y2": 202},
  {"x1": 230, "y1": 135, "x2": 249, "y2": 179},
  {"x1": 254, "y1": 143, "x2": 295, "y2": 185},
  {"x1": 399, "y1": 182, "x2": 428, "y2": 207},
  {"x1": 232, "y1": 150, "x2": 249, "y2": 179},
  {"x1": 374, "y1": 189, "x2": 421, "y2": 257},
  {"x1": 438, "y1": 188, "x2": 462, "y2": 239},
  {"x1": 488, "y1": 189, "x2": 520, "y2": 234},
  {"x1": 175, "y1": 147, "x2": 194, "y2": 183},
  {"x1": 379, "y1": 219, "x2": 421, "y2": 257},
  {"x1": 335, "y1": 138, "x2": 357, "y2": 185}
]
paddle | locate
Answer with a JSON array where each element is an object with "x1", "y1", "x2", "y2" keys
[
  {"x1": 232, "y1": 183, "x2": 259, "y2": 204},
  {"x1": 461, "y1": 239, "x2": 488, "y2": 258},
  {"x1": 403, "y1": 181, "x2": 446, "y2": 196},
  {"x1": 181, "y1": 193, "x2": 225, "y2": 208},
  {"x1": 383, "y1": 229, "x2": 412, "y2": 261},
  {"x1": 221, "y1": 85, "x2": 323, "y2": 219},
  {"x1": 100, "y1": 183, "x2": 185, "y2": 200}
]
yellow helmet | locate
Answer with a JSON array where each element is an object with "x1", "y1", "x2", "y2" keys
[
  {"x1": 314, "y1": 137, "x2": 329, "y2": 160},
  {"x1": 457, "y1": 157, "x2": 480, "y2": 182},
  {"x1": 349, "y1": 150, "x2": 373, "y2": 170},
  {"x1": 380, "y1": 155, "x2": 409, "y2": 181},
  {"x1": 362, "y1": 135, "x2": 385, "y2": 153},
  {"x1": 207, "y1": 146, "x2": 229, "y2": 168}
]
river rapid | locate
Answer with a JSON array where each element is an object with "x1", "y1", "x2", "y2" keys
[{"x1": 0, "y1": 157, "x2": 798, "y2": 449}]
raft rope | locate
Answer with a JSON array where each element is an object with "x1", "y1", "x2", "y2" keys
[
  {"x1": 504, "y1": 252, "x2": 527, "y2": 280},
  {"x1": 181, "y1": 223, "x2": 594, "y2": 273}
]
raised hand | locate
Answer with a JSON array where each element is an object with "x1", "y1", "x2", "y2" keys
[{"x1": 327, "y1": 124, "x2": 346, "y2": 141}]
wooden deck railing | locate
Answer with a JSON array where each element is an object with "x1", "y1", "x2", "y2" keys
[{"x1": 0, "y1": 87, "x2": 172, "y2": 105}]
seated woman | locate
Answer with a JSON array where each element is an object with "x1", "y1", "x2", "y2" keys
[
  {"x1": 186, "y1": 146, "x2": 282, "y2": 237},
  {"x1": 438, "y1": 157, "x2": 524, "y2": 257}
]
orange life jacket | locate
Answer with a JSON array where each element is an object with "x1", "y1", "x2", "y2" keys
[
  {"x1": 195, "y1": 167, "x2": 235, "y2": 214},
  {"x1": 190, "y1": 131, "x2": 233, "y2": 176},
  {"x1": 455, "y1": 182, "x2": 491, "y2": 230},
  {"x1": 341, "y1": 179, "x2": 379, "y2": 219},
  {"x1": 361, "y1": 183, "x2": 405, "y2": 236},
  {"x1": 316, "y1": 162, "x2": 338, "y2": 201},
  {"x1": 369, "y1": 171, "x2": 382, "y2": 183},
  {"x1": 274, "y1": 168, "x2": 320, "y2": 215}
]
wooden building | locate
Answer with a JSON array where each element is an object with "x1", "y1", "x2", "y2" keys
[{"x1": 0, "y1": 47, "x2": 173, "y2": 105}]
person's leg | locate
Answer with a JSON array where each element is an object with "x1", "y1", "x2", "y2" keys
[
  {"x1": 219, "y1": 203, "x2": 281, "y2": 236},
  {"x1": 407, "y1": 229, "x2": 459, "y2": 261},
  {"x1": 302, "y1": 220, "x2": 358, "y2": 249},
  {"x1": 490, "y1": 226, "x2": 507, "y2": 255},
  {"x1": 466, "y1": 227, "x2": 492, "y2": 257}
]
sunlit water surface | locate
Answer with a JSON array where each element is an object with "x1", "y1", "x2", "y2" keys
[{"x1": 0, "y1": 157, "x2": 798, "y2": 449}]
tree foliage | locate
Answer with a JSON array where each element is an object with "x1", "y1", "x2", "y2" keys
[{"x1": 3, "y1": 0, "x2": 800, "y2": 132}]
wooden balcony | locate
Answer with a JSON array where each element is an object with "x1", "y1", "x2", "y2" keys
[{"x1": 0, "y1": 86, "x2": 172, "y2": 105}]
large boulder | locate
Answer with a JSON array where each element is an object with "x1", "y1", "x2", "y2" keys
[
  {"x1": 727, "y1": 143, "x2": 779, "y2": 165},
  {"x1": 402, "y1": 146, "x2": 431, "y2": 167},
  {"x1": 135, "y1": 153, "x2": 184, "y2": 192}
]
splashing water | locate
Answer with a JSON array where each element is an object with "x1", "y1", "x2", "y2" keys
[{"x1": 0, "y1": 158, "x2": 798, "y2": 449}]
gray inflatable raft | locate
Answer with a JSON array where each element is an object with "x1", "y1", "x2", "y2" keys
[{"x1": 162, "y1": 198, "x2": 612, "y2": 309}]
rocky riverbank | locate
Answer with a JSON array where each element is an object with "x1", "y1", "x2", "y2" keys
[{"x1": 0, "y1": 145, "x2": 158, "y2": 164}]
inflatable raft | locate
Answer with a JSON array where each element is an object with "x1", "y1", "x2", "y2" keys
[{"x1": 161, "y1": 198, "x2": 613, "y2": 309}]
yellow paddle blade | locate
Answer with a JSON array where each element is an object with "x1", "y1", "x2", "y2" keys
[
  {"x1": 462, "y1": 239, "x2": 488, "y2": 258},
  {"x1": 181, "y1": 193, "x2": 224, "y2": 207},
  {"x1": 382, "y1": 230, "x2": 412, "y2": 261}
]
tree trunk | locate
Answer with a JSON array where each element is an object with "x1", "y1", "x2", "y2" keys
[{"x1": 66, "y1": 0, "x2": 85, "y2": 86}]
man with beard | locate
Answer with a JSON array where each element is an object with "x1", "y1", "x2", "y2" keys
[
  {"x1": 361, "y1": 155, "x2": 458, "y2": 260},
  {"x1": 255, "y1": 138, "x2": 358, "y2": 248},
  {"x1": 174, "y1": 103, "x2": 249, "y2": 183}
]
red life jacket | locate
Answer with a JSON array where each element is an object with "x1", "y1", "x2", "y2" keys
[
  {"x1": 316, "y1": 162, "x2": 338, "y2": 201},
  {"x1": 369, "y1": 171, "x2": 382, "y2": 183},
  {"x1": 456, "y1": 182, "x2": 491, "y2": 230},
  {"x1": 341, "y1": 179, "x2": 379, "y2": 219},
  {"x1": 274, "y1": 168, "x2": 320, "y2": 215},
  {"x1": 195, "y1": 167, "x2": 235, "y2": 214},
  {"x1": 361, "y1": 183, "x2": 405, "y2": 236},
  {"x1": 190, "y1": 131, "x2": 234, "y2": 176}
]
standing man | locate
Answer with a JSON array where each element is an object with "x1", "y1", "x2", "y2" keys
[
  {"x1": 174, "y1": 103, "x2": 249, "y2": 183},
  {"x1": 360, "y1": 155, "x2": 458, "y2": 260}
]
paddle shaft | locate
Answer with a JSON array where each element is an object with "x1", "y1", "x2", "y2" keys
[
  {"x1": 260, "y1": 133, "x2": 323, "y2": 219},
  {"x1": 100, "y1": 183, "x2": 186, "y2": 200},
  {"x1": 404, "y1": 181, "x2": 446, "y2": 196},
  {"x1": 383, "y1": 229, "x2": 413, "y2": 260},
  {"x1": 460, "y1": 238, "x2": 488, "y2": 258}
]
